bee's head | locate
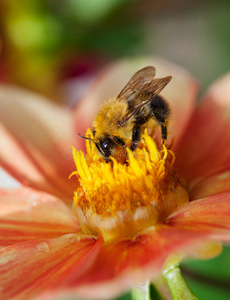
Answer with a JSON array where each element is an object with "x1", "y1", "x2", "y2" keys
[
  {"x1": 78, "y1": 133, "x2": 127, "y2": 163},
  {"x1": 97, "y1": 136, "x2": 127, "y2": 163}
]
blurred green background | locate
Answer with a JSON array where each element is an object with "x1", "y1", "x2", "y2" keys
[
  {"x1": 1, "y1": 1, "x2": 230, "y2": 299},
  {"x1": 1, "y1": 0, "x2": 230, "y2": 101}
]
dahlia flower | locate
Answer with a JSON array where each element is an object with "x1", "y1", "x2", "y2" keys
[{"x1": 0, "y1": 57, "x2": 230, "y2": 300}]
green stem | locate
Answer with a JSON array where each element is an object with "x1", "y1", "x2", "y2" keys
[
  {"x1": 131, "y1": 281, "x2": 149, "y2": 300},
  {"x1": 163, "y1": 266, "x2": 199, "y2": 300}
]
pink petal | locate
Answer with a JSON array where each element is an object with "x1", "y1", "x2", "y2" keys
[
  {"x1": 175, "y1": 73, "x2": 230, "y2": 182},
  {"x1": 0, "y1": 187, "x2": 79, "y2": 247},
  {"x1": 167, "y1": 193, "x2": 230, "y2": 241},
  {"x1": 190, "y1": 167, "x2": 230, "y2": 200},
  {"x1": 73, "y1": 57, "x2": 198, "y2": 146},
  {"x1": 0, "y1": 85, "x2": 79, "y2": 203},
  {"x1": 0, "y1": 233, "x2": 100, "y2": 300},
  {"x1": 60, "y1": 227, "x2": 207, "y2": 299}
]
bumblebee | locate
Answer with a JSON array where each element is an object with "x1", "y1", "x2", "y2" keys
[{"x1": 79, "y1": 66, "x2": 172, "y2": 163}]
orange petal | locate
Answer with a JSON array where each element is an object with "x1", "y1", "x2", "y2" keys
[
  {"x1": 73, "y1": 57, "x2": 198, "y2": 146},
  {"x1": 175, "y1": 73, "x2": 230, "y2": 182},
  {"x1": 167, "y1": 193, "x2": 230, "y2": 241},
  {"x1": 0, "y1": 85, "x2": 79, "y2": 203},
  {"x1": 190, "y1": 167, "x2": 230, "y2": 200},
  {"x1": 61, "y1": 227, "x2": 207, "y2": 299},
  {"x1": 0, "y1": 187, "x2": 79, "y2": 247},
  {"x1": 0, "y1": 233, "x2": 100, "y2": 300}
]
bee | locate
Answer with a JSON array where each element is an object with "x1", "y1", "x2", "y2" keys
[{"x1": 79, "y1": 66, "x2": 172, "y2": 163}]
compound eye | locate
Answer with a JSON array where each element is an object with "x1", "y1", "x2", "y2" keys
[{"x1": 100, "y1": 139, "x2": 112, "y2": 157}]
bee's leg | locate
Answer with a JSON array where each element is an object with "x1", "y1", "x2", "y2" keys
[
  {"x1": 161, "y1": 122, "x2": 167, "y2": 144},
  {"x1": 150, "y1": 95, "x2": 170, "y2": 144},
  {"x1": 130, "y1": 125, "x2": 141, "y2": 151}
]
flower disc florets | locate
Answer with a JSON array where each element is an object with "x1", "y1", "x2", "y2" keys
[{"x1": 71, "y1": 129, "x2": 188, "y2": 241}]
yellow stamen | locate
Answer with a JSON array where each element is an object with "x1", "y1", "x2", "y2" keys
[{"x1": 72, "y1": 129, "x2": 189, "y2": 241}]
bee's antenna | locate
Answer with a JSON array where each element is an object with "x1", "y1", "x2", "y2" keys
[{"x1": 78, "y1": 134, "x2": 94, "y2": 141}]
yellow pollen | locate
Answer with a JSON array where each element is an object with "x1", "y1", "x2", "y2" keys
[{"x1": 71, "y1": 129, "x2": 189, "y2": 241}]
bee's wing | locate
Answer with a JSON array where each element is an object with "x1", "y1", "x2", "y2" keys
[
  {"x1": 117, "y1": 66, "x2": 156, "y2": 101},
  {"x1": 118, "y1": 67, "x2": 172, "y2": 125}
]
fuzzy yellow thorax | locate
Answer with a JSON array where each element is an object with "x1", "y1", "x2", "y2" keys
[{"x1": 71, "y1": 129, "x2": 188, "y2": 241}]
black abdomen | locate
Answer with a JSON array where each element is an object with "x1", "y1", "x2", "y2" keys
[{"x1": 150, "y1": 95, "x2": 170, "y2": 124}]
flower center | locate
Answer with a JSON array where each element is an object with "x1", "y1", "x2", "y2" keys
[{"x1": 71, "y1": 129, "x2": 189, "y2": 241}]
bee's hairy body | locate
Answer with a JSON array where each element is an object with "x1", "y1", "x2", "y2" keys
[{"x1": 79, "y1": 66, "x2": 172, "y2": 162}]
